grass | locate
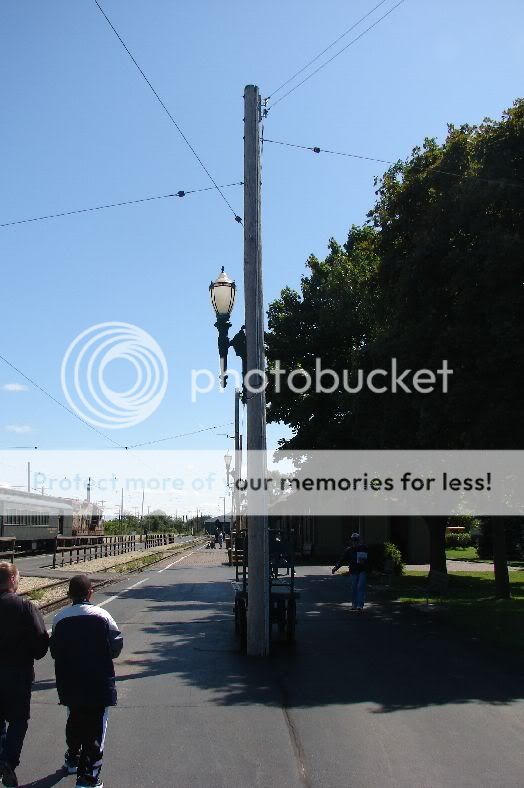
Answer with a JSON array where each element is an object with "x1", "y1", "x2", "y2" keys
[
  {"x1": 376, "y1": 570, "x2": 524, "y2": 654},
  {"x1": 110, "y1": 541, "x2": 201, "y2": 574},
  {"x1": 445, "y1": 547, "x2": 524, "y2": 568},
  {"x1": 446, "y1": 546, "x2": 479, "y2": 561},
  {"x1": 112, "y1": 550, "x2": 172, "y2": 573},
  {"x1": 26, "y1": 588, "x2": 45, "y2": 601}
]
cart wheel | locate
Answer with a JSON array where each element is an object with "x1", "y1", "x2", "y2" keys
[
  {"x1": 238, "y1": 598, "x2": 247, "y2": 654},
  {"x1": 286, "y1": 598, "x2": 296, "y2": 644}
]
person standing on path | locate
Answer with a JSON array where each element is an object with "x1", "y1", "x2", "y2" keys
[
  {"x1": 332, "y1": 533, "x2": 369, "y2": 610},
  {"x1": 50, "y1": 575, "x2": 123, "y2": 788},
  {"x1": 0, "y1": 562, "x2": 49, "y2": 788}
]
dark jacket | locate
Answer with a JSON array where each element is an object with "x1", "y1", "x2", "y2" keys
[
  {"x1": 50, "y1": 602, "x2": 123, "y2": 707},
  {"x1": 0, "y1": 590, "x2": 49, "y2": 680},
  {"x1": 334, "y1": 544, "x2": 369, "y2": 574}
]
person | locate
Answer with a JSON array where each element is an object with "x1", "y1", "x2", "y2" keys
[
  {"x1": 332, "y1": 533, "x2": 369, "y2": 610},
  {"x1": 0, "y1": 561, "x2": 49, "y2": 788},
  {"x1": 218, "y1": 530, "x2": 224, "y2": 549},
  {"x1": 50, "y1": 575, "x2": 123, "y2": 788}
]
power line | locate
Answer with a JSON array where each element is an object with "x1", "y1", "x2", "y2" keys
[
  {"x1": 126, "y1": 422, "x2": 234, "y2": 449},
  {"x1": 0, "y1": 181, "x2": 243, "y2": 230},
  {"x1": 262, "y1": 138, "x2": 524, "y2": 188},
  {"x1": 0, "y1": 353, "x2": 124, "y2": 448},
  {"x1": 267, "y1": 0, "x2": 406, "y2": 112},
  {"x1": 0, "y1": 353, "x2": 236, "y2": 451},
  {"x1": 92, "y1": 0, "x2": 242, "y2": 224},
  {"x1": 264, "y1": 138, "x2": 391, "y2": 164},
  {"x1": 267, "y1": 0, "x2": 390, "y2": 101}
]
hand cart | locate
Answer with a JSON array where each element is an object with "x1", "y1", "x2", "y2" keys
[{"x1": 232, "y1": 527, "x2": 299, "y2": 653}]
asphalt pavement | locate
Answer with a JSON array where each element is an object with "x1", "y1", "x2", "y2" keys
[{"x1": 16, "y1": 547, "x2": 524, "y2": 788}]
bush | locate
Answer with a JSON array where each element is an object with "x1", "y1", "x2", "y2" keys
[
  {"x1": 447, "y1": 515, "x2": 480, "y2": 533},
  {"x1": 445, "y1": 532, "x2": 473, "y2": 549},
  {"x1": 367, "y1": 542, "x2": 404, "y2": 575}
]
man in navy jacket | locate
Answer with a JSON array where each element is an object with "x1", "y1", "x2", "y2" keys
[
  {"x1": 50, "y1": 575, "x2": 123, "y2": 788},
  {"x1": 332, "y1": 533, "x2": 369, "y2": 610},
  {"x1": 0, "y1": 562, "x2": 49, "y2": 788}
]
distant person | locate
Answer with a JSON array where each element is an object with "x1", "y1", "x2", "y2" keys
[
  {"x1": 0, "y1": 561, "x2": 49, "y2": 788},
  {"x1": 332, "y1": 533, "x2": 369, "y2": 610},
  {"x1": 218, "y1": 530, "x2": 224, "y2": 549},
  {"x1": 50, "y1": 575, "x2": 123, "y2": 788}
]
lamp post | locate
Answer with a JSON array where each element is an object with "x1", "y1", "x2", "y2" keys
[
  {"x1": 210, "y1": 268, "x2": 247, "y2": 392},
  {"x1": 224, "y1": 452, "x2": 232, "y2": 486},
  {"x1": 209, "y1": 267, "x2": 236, "y2": 387}
]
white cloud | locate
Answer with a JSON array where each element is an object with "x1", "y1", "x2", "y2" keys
[
  {"x1": 5, "y1": 424, "x2": 32, "y2": 434},
  {"x1": 2, "y1": 383, "x2": 28, "y2": 392}
]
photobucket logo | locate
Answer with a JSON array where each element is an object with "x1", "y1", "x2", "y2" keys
[
  {"x1": 61, "y1": 322, "x2": 168, "y2": 429},
  {"x1": 191, "y1": 358, "x2": 453, "y2": 401}
]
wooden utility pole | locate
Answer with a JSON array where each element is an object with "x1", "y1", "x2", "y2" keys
[
  {"x1": 243, "y1": 84, "x2": 270, "y2": 656},
  {"x1": 234, "y1": 388, "x2": 242, "y2": 532}
]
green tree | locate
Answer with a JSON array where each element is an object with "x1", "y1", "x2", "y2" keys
[
  {"x1": 266, "y1": 100, "x2": 524, "y2": 590},
  {"x1": 266, "y1": 225, "x2": 380, "y2": 451},
  {"x1": 367, "y1": 100, "x2": 524, "y2": 593}
]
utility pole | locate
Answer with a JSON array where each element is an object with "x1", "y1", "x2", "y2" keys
[
  {"x1": 243, "y1": 84, "x2": 270, "y2": 656},
  {"x1": 141, "y1": 490, "x2": 145, "y2": 521},
  {"x1": 233, "y1": 388, "x2": 242, "y2": 534},
  {"x1": 87, "y1": 476, "x2": 91, "y2": 503},
  {"x1": 120, "y1": 488, "x2": 124, "y2": 522}
]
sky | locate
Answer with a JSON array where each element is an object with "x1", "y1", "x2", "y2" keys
[{"x1": 1, "y1": 0, "x2": 523, "y2": 517}]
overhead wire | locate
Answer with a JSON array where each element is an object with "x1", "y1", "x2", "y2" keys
[
  {"x1": 266, "y1": 0, "x2": 406, "y2": 112},
  {"x1": 0, "y1": 353, "x2": 124, "y2": 448},
  {"x1": 0, "y1": 181, "x2": 243, "y2": 229},
  {"x1": 92, "y1": 0, "x2": 242, "y2": 224},
  {"x1": 266, "y1": 0, "x2": 390, "y2": 101},
  {"x1": 125, "y1": 422, "x2": 235, "y2": 449},
  {"x1": 0, "y1": 352, "x2": 236, "y2": 451},
  {"x1": 262, "y1": 138, "x2": 524, "y2": 188}
]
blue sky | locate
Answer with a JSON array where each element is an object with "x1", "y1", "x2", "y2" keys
[{"x1": 1, "y1": 0, "x2": 523, "y2": 513}]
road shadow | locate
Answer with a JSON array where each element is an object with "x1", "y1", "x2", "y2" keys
[
  {"x1": 111, "y1": 569, "x2": 524, "y2": 714},
  {"x1": 24, "y1": 768, "x2": 66, "y2": 787}
]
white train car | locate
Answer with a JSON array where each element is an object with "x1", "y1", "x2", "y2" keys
[{"x1": 0, "y1": 487, "x2": 74, "y2": 550}]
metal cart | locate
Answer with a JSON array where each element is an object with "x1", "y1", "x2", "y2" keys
[{"x1": 233, "y1": 527, "x2": 299, "y2": 653}]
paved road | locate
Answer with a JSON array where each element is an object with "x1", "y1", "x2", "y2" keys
[{"x1": 17, "y1": 549, "x2": 524, "y2": 787}]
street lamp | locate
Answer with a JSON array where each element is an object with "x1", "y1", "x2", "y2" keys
[
  {"x1": 224, "y1": 452, "x2": 232, "y2": 486},
  {"x1": 209, "y1": 267, "x2": 247, "y2": 389}
]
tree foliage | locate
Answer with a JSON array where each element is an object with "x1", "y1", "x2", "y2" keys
[{"x1": 265, "y1": 100, "x2": 524, "y2": 583}]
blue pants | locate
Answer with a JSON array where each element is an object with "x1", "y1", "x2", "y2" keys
[{"x1": 351, "y1": 572, "x2": 367, "y2": 608}]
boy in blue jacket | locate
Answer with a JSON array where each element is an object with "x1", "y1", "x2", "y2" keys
[{"x1": 50, "y1": 575, "x2": 123, "y2": 788}]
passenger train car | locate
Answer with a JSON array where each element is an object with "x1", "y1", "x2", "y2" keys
[{"x1": 0, "y1": 487, "x2": 102, "y2": 551}]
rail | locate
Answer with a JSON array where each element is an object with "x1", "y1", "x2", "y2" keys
[
  {"x1": 144, "y1": 533, "x2": 179, "y2": 548},
  {"x1": 52, "y1": 535, "x2": 138, "y2": 568},
  {"x1": 0, "y1": 537, "x2": 16, "y2": 563},
  {"x1": 52, "y1": 533, "x2": 184, "y2": 567}
]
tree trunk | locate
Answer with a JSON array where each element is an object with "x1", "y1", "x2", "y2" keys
[
  {"x1": 426, "y1": 516, "x2": 448, "y2": 590},
  {"x1": 492, "y1": 517, "x2": 511, "y2": 599}
]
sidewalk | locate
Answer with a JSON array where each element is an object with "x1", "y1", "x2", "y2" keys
[{"x1": 22, "y1": 556, "x2": 524, "y2": 787}]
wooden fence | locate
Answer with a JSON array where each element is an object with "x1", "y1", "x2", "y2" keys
[
  {"x1": 52, "y1": 535, "x2": 138, "y2": 568},
  {"x1": 52, "y1": 533, "x2": 183, "y2": 567},
  {"x1": 144, "y1": 533, "x2": 179, "y2": 548}
]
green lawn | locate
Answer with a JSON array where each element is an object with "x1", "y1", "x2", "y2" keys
[
  {"x1": 446, "y1": 546, "x2": 479, "y2": 561},
  {"x1": 445, "y1": 547, "x2": 524, "y2": 568},
  {"x1": 376, "y1": 570, "x2": 524, "y2": 654}
]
